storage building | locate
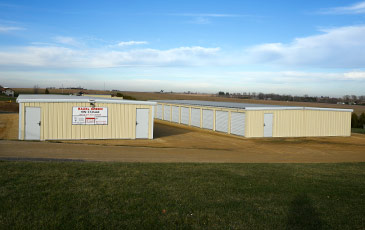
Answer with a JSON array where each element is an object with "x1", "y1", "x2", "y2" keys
[
  {"x1": 17, "y1": 94, "x2": 156, "y2": 140},
  {"x1": 153, "y1": 100, "x2": 353, "y2": 138}
]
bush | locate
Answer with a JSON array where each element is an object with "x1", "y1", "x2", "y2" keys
[
  {"x1": 116, "y1": 93, "x2": 136, "y2": 100},
  {"x1": 359, "y1": 113, "x2": 365, "y2": 129},
  {"x1": 351, "y1": 113, "x2": 359, "y2": 128}
]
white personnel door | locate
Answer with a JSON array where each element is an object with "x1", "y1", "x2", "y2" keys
[
  {"x1": 264, "y1": 113, "x2": 273, "y2": 137},
  {"x1": 136, "y1": 109, "x2": 149, "y2": 139},
  {"x1": 25, "y1": 107, "x2": 41, "y2": 140}
]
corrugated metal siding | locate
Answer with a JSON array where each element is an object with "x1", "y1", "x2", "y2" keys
[
  {"x1": 156, "y1": 104, "x2": 163, "y2": 120},
  {"x1": 303, "y1": 110, "x2": 351, "y2": 137},
  {"x1": 181, "y1": 107, "x2": 190, "y2": 125},
  {"x1": 163, "y1": 105, "x2": 171, "y2": 121},
  {"x1": 191, "y1": 108, "x2": 201, "y2": 127},
  {"x1": 21, "y1": 102, "x2": 153, "y2": 140},
  {"x1": 230, "y1": 112, "x2": 245, "y2": 136},
  {"x1": 171, "y1": 106, "x2": 180, "y2": 123},
  {"x1": 155, "y1": 103, "x2": 351, "y2": 138},
  {"x1": 245, "y1": 110, "x2": 351, "y2": 137},
  {"x1": 202, "y1": 109, "x2": 214, "y2": 130}
]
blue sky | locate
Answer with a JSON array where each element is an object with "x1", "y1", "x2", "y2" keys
[{"x1": 0, "y1": 0, "x2": 365, "y2": 96}]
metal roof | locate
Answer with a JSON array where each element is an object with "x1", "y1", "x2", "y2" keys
[
  {"x1": 17, "y1": 94, "x2": 156, "y2": 105},
  {"x1": 152, "y1": 100, "x2": 353, "y2": 112}
]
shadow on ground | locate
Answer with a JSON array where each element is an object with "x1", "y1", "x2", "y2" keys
[
  {"x1": 153, "y1": 123, "x2": 191, "y2": 138},
  {"x1": 287, "y1": 193, "x2": 324, "y2": 230}
]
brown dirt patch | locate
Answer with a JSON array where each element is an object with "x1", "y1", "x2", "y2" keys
[
  {"x1": 0, "y1": 101, "x2": 18, "y2": 113},
  {"x1": 0, "y1": 114, "x2": 364, "y2": 163},
  {"x1": 0, "y1": 113, "x2": 18, "y2": 139}
]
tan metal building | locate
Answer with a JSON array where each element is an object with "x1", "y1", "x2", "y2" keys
[
  {"x1": 154, "y1": 100, "x2": 352, "y2": 138},
  {"x1": 17, "y1": 95, "x2": 156, "y2": 140}
]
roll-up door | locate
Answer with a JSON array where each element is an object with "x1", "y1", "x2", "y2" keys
[
  {"x1": 181, "y1": 107, "x2": 190, "y2": 125},
  {"x1": 191, "y1": 108, "x2": 201, "y2": 127},
  {"x1": 215, "y1": 110, "x2": 228, "y2": 133},
  {"x1": 230, "y1": 112, "x2": 245, "y2": 136},
  {"x1": 202, "y1": 109, "x2": 214, "y2": 130},
  {"x1": 163, "y1": 105, "x2": 171, "y2": 121},
  {"x1": 156, "y1": 104, "x2": 163, "y2": 120},
  {"x1": 171, "y1": 106, "x2": 180, "y2": 123}
]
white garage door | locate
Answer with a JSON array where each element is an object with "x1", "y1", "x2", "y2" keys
[
  {"x1": 171, "y1": 106, "x2": 180, "y2": 123},
  {"x1": 191, "y1": 108, "x2": 201, "y2": 127},
  {"x1": 163, "y1": 105, "x2": 171, "y2": 121},
  {"x1": 231, "y1": 112, "x2": 245, "y2": 136},
  {"x1": 181, "y1": 107, "x2": 190, "y2": 125},
  {"x1": 156, "y1": 104, "x2": 163, "y2": 120},
  {"x1": 202, "y1": 109, "x2": 214, "y2": 130},
  {"x1": 215, "y1": 110, "x2": 228, "y2": 133}
]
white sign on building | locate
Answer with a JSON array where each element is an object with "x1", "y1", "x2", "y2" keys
[{"x1": 72, "y1": 107, "x2": 108, "y2": 125}]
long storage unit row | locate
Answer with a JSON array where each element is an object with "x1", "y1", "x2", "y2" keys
[
  {"x1": 154, "y1": 100, "x2": 352, "y2": 138},
  {"x1": 155, "y1": 103, "x2": 246, "y2": 136}
]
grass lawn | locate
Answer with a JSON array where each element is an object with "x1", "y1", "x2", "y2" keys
[
  {"x1": 0, "y1": 95, "x2": 15, "y2": 102},
  {"x1": 0, "y1": 162, "x2": 364, "y2": 230},
  {"x1": 352, "y1": 128, "x2": 365, "y2": 134}
]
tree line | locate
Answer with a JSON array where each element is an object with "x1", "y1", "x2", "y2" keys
[{"x1": 217, "y1": 91, "x2": 365, "y2": 105}]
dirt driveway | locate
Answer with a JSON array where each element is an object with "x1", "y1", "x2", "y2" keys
[{"x1": 0, "y1": 114, "x2": 364, "y2": 163}]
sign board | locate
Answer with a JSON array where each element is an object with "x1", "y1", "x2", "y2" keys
[{"x1": 72, "y1": 107, "x2": 108, "y2": 125}]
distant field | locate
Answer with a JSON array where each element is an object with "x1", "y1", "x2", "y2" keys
[
  {"x1": 121, "y1": 91, "x2": 365, "y2": 115},
  {"x1": 0, "y1": 162, "x2": 364, "y2": 230},
  {"x1": 12, "y1": 88, "x2": 364, "y2": 114}
]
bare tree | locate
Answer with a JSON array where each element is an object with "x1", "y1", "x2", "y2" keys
[{"x1": 33, "y1": 85, "x2": 40, "y2": 94}]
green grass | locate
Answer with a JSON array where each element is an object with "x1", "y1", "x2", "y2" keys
[
  {"x1": 0, "y1": 95, "x2": 15, "y2": 102},
  {"x1": 352, "y1": 128, "x2": 365, "y2": 134},
  {"x1": 0, "y1": 162, "x2": 364, "y2": 230}
]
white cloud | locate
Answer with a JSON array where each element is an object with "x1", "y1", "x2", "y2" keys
[
  {"x1": 172, "y1": 13, "x2": 247, "y2": 25},
  {"x1": 117, "y1": 41, "x2": 148, "y2": 46},
  {"x1": 0, "y1": 26, "x2": 24, "y2": 33},
  {"x1": 343, "y1": 71, "x2": 365, "y2": 80},
  {"x1": 1, "y1": 69, "x2": 364, "y2": 96},
  {"x1": 189, "y1": 17, "x2": 211, "y2": 24},
  {"x1": 322, "y1": 1, "x2": 365, "y2": 14},
  {"x1": 0, "y1": 46, "x2": 221, "y2": 68},
  {"x1": 54, "y1": 36, "x2": 80, "y2": 46},
  {"x1": 246, "y1": 25, "x2": 365, "y2": 68},
  {"x1": 227, "y1": 71, "x2": 365, "y2": 82}
]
